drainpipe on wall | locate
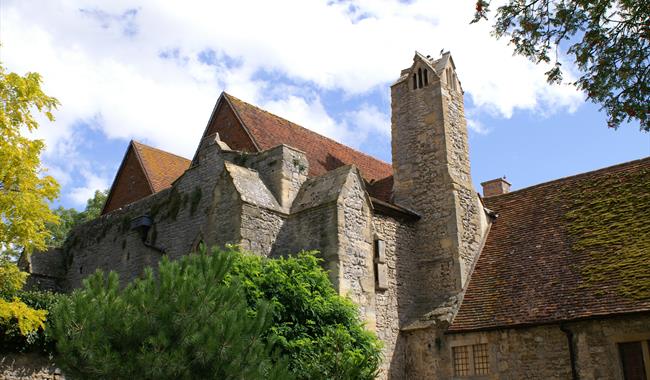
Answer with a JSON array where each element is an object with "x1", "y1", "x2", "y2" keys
[{"x1": 560, "y1": 324, "x2": 579, "y2": 380}]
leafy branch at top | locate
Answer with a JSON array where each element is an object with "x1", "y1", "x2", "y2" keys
[{"x1": 473, "y1": 0, "x2": 649, "y2": 131}]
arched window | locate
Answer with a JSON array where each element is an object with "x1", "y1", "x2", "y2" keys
[
  {"x1": 424, "y1": 69, "x2": 429, "y2": 86},
  {"x1": 417, "y1": 68, "x2": 423, "y2": 89},
  {"x1": 413, "y1": 73, "x2": 417, "y2": 90}
]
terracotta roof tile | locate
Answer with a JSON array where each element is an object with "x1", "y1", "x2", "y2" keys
[
  {"x1": 450, "y1": 157, "x2": 650, "y2": 332},
  {"x1": 224, "y1": 93, "x2": 393, "y2": 199},
  {"x1": 131, "y1": 141, "x2": 191, "y2": 193}
]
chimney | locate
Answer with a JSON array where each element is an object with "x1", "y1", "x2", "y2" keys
[{"x1": 481, "y1": 177, "x2": 511, "y2": 197}]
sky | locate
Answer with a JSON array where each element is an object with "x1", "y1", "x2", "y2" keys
[{"x1": 2, "y1": 0, "x2": 648, "y2": 210}]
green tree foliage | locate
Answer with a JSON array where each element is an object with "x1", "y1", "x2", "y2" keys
[
  {"x1": 0, "y1": 63, "x2": 61, "y2": 257},
  {"x1": 51, "y1": 248, "x2": 293, "y2": 380},
  {"x1": 0, "y1": 258, "x2": 52, "y2": 352},
  {"x1": 230, "y1": 249, "x2": 382, "y2": 380},
  {"x1": 473, "y1": 0, "x2": 649, "y2": 131},
  {"x1": 47, "y1": 189, "x2": 108, "y2": 248}
]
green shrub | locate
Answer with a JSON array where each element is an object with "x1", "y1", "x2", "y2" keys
[
  {"x1": 0, "y1": 259, "x2": 60, "y2": 354},
  {"x1": 230, "y1": 248, "x2": 382, "y2": 380},
  {"x1": 51, "y1": 248, "x2": 292, "y2": 380}
]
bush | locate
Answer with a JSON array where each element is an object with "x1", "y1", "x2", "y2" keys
[
  {"x1": 0, "y1": 259, "x2": 58, "y2": 354},
  {"x1": 50, "y1": 246, "x2": 382, "y2": 379},
  {"x1": 230, "y1": 248, "x2": 382, "y2": 380},
  {"x1": 51, "y1": 248, "x2": 292, "y2": 380}
]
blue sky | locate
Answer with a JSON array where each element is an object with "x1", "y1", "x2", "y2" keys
[{"x1": 2, "y1": 0, "x2": 648, "y2": 210}]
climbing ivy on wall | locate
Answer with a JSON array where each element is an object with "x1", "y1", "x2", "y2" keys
[{"x1": 562, "y1": 166, "x2": 650, "y2": 299}]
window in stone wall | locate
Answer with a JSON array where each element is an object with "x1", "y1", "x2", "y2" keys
[
  {"x1": 374, "y1": 239, "x2": 388, "y2": 290},
  {"x1": 619, "y1": 340, "x2": 650, "y2": 380},
  {"x1": 473, "y1": 343, "x2": 489, "y2": 375},
  {"x1": 452, "y1": 345, "x2": 470, "y2": 376},
  {"x1": 452, "y1": 343, "x2": 490, "y2": 377}
]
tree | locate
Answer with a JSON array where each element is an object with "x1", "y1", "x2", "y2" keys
[
  {"x1": 0, "y1": 62, "x2": 61, "y2": 257},
  {"x1": 47, "y1": 189, "x2": 108, "y2": 248},
  {"x1": 52, "y1": 247, "x2": 292, "y2": 380},
  {"x1": 0, "y1": 258, "x2": 49, "y2": 350},
  {"x1": 230, "y1": 249, "x2": 382, "y2": 380},
  {"x1": 473, "y1": 0, "x2": 649, "y2": 131}
]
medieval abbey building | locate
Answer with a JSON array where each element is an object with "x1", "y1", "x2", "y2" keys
[{"x1": 25, "y1": 52, "x2": 650, "y2": 379}]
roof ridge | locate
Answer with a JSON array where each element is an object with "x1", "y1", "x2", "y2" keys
[
  {"x1": 484, "y1": 155, "x2": 650, "y2": 199},
  {"x1": 132, "y1": 140, "x2": 191, "y2": 162},
  {"x1": 223, "y1": 93, "x2": 392, "y2": 170}
]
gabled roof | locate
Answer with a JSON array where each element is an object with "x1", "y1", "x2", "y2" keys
[
  {"x1": 105, "y1": 93, "x2": 396, "y2": 213},
  {"x1": 102, "y1": 141, "x2": 191, "y2": 214},
  {"x1": 131, "y1": 141, "x2": 191, "y2": 193},
  {"x1": 450, "y1": 157, "x2": 650, "y2": 332},
  {"x1": 221, "y1": 93, "x2": 393, "y2": 184}
]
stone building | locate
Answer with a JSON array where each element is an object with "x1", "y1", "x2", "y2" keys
[{"x1": 22, "y1": 52, "x2": 650, "y2": 379}]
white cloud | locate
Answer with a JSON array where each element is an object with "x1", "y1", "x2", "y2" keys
[
  {"x1": 2, "y1": 0, "x2": 584, "y2": 164},
  {"x1": 69, "y1": 170, "x2": 110, "y2": 206},
  {"x1": 467, "y1": 118, "x2": 490, "y2": 135},
  {"x1": 346, "y1": 104, "x2": 391, "y2": 137}
]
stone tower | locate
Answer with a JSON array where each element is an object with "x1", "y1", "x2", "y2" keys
[{"x1": 391, "y1": 52, "x2": 486, "y2": 320}]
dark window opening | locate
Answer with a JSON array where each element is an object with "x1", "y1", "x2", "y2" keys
[
  {"x1": 413, "y1": 74, "x2": 417, "y2": 90},
  {"x1": 619, "y1": 341, "x2": 649, "y2": 380},
  {"x1": 79, "y1": 266, "x2": 83, "y2": 274},
  {"x1": 424, "y1": 69, "x2": 429, "y2": 86},
  {"x1": 417, "y1": 68, "x2": 423, "y2": 89}
]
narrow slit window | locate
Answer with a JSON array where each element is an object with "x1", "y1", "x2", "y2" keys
[
  {"x1": 374, "y1": 239, "x2": 388, "y2": 290},
  {"x1": 417, "y1": 68, "x2": 423, "y2": 89},
  {"x1": 424, "y1": 69, "x2": 429, "y2": 86},
  {"x1": 413, "y1": 74, "x2": 417, "y2": 90}
]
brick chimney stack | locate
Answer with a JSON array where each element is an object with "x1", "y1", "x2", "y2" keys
[{"x1": 481, "y1": 177, "x2": 511, "y2": 197}]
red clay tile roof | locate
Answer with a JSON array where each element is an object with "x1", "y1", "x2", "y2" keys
[
  {"x1": 131, "y1": 141, "x2": 191, "y2": 193},
  {"x1": 450, "y1": 157, "x2": 650, "y2": 332},
  {"x1": 102, "y1": 141, "x2": 191, "y2": 214},
  {"x1": 223, "y1": 93, "x2": 394, "y2": 192}
]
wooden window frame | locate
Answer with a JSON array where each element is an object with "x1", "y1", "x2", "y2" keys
[
  {"x1": 614, "y1": 333, "x2": 650, "y2": 380},
  {"x1": 450, "y1": 342, "x2": 491, "y2": 378}
]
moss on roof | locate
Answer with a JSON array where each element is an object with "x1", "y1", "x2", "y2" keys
[{"x1": 562, "y1": 166, "x2": 650, "y2": 299}]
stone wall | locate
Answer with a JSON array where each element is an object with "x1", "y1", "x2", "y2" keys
[
  {"x1": 61, "y1": 137, "x2": 230, "y2": 289},
  {"x1": 0, "y1": 353, "x2": 62, "y2": 380},
  {"x1": 403, "y1": 313, "x2": 650, "y2": 379},
  {"x1": 337, "y1": 168, "x2": 375, "y2": 327},
  {"x1": 248, "y1": 144, "x2": 309, "y2": 210},
  {"x1": 372, "y1": 214, "x2": 416, "y2": 380},
  {"x1": 240, "y1": 204, "x2": 284, "y2": 255}
]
